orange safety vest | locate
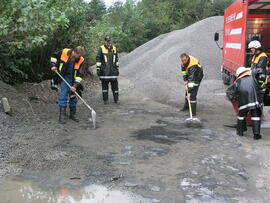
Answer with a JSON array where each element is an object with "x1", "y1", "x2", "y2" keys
[
  {"x1": 185, "y1": 55, "x2": 202, "y2": 72},
  {"x1": 60, "y1": 48, "x2": 84, "y2": 70}
]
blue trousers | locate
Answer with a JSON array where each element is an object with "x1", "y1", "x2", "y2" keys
[{"x1": 58, "y1": 77, "x2": 77, "y2": 107}]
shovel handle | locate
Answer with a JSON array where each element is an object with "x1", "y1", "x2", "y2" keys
[{"x1": 185, "y1": 84, "x2": 193, "y2": 119}]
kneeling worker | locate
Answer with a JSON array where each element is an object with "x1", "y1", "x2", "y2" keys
[
  {"x1": 180, "y1": 53, "x2": 204, "y2": 116},
  {"x1": 50, "y1": 46, "x2": 85, "y2": 124}
]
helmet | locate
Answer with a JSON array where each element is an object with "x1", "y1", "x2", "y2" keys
[
  {"x1": 236, "y1": 66, "x2": 250, "y2": 77},
  {"x1": 248, "y1": 40, "x2": 261, "y2": 49},
  {"x1": 104, "y1": 35, "x2": 112, "y2": 42}
]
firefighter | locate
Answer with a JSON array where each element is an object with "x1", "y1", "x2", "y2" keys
[
  {"x1": 50, "y1": 46, "x2": 85, "y2": 124},
  {"x1": 227, "y1": 67, "x2": 263, "y2": 140},
  {"x1": 180, "y1": 53, "x2": 204, "y2": 116},
  {"x1": 248, "y1": 40, "x2": 269, "y2": 101},
  {"x1": 96, "y1": 36, "x2": 119, "y2": 104}
]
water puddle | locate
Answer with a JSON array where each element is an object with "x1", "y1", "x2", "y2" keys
[{"x1": 0, "y1": 176, "x2": 159, "y2": 203}]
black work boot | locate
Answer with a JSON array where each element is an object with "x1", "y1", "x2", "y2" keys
[
  {"x1": 252, "y1": 120, "x2": 262, "y2": 140},
  {"x1": 69, "y1": 107, "x2": 79, "y2": 122},
  {"x1": 237, "y1": 119, "x2": 245, "y2": 136},
  {"x1": 59, "y1": 107, "x2": 67, "y2": 124},
  {"x1": 191, "y1": 103, "x2": 197, "y2": 116},
  {"x1": 113, "y1": 92, "x2": 119, "y2": 104},
  {"x1": 180, "y1": 99, "x2": 188, "y2": 111}
]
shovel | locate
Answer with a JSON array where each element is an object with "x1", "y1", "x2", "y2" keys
[
  {"x1": 185, "y1": 84, "x2": 201, "y2": 127},
  {"x1": 55, "y1": 70, "x2": 96, "y2": 129}
]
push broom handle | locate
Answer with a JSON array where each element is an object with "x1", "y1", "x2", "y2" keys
[
  {"x1": 185, "y1": 84, "x2": 193, "y2": 119},
  {"x1": 55, "y1": 70, "x2": 93, "y2": 111}
]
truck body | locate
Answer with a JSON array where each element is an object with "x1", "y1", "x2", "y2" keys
[{"x1": 222, "y1": 0, "x2": 270, "y2": 84}]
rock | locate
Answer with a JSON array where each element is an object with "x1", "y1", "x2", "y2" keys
[{"x1": 1, "y1": 97, "x2": 11, "y2": 113}]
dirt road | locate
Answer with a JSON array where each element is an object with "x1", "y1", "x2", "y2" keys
[{"x1": 0, "y1": 75, "x2": 269, "y2": 203}]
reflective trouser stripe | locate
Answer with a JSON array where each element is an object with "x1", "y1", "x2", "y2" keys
[
  {"x1": 102, "y1": 90, "x2": 108, "y2": 92},
  {"x1": 190, "y1": 100, "x2": 197, "y2": 103},
  {"x1": 251, "y1": 117, "x2": 260, "y2": 121},
  {"x1": 100, "y1": 76, "x2": 118, "y2": 79},
  {"x1": 238, "y1": 117, "x2": 245, "y2": 120}
]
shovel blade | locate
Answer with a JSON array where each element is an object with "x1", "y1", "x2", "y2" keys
[{"x1": 91, "y1": 110, "x2": 97, "y2": 129}]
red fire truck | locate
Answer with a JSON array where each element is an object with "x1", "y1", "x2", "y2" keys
[
  {"x1": 215, "y1": 0, "x2": 270, "y2": 85},
  {"x1": 215, "y1": 0, "x2": 270, "y2": 125}
]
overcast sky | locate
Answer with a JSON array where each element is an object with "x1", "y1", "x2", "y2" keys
[{"x1": 84, "y1": 0, "x2": 126, "y2": 7}]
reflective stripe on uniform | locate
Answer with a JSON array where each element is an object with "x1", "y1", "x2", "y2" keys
[
  {"x1": 188, "y1": 82, "x2": 199, "y2": 88},
  {"x1": 102, "y1": 90, "x2": 108, "y2": 92},
  {"x1": 51, "y1": 57, "x2": 57, "y2": 63},
  {"x1": 59, "y1": 63, "x2": 64, "y2": 71},
  {"x1": 96, "y1": 62, "x2": 102, "y2": 66},
  {"x1": 237, "y1": 116, "x2": 245, "y2": 120},
  {"x1": 190, "y1": 100, "x2": 197, "y2": 103},
  {"x1": 251, "y1": 117, "x2": 260, "y2": 121},
  {"x1": 239, "y1": 102, "x2": 260, "y2": 110},
  {"x1": 100, "y1": 76, "x2": 118, "y2": 79}
]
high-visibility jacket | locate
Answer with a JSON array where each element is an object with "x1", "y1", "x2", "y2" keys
[
  {"x1": 50, "y1": 48, "x2": 84, "y2": 87},
  {"x1": 227, "y1": 70, "x2": 262, "y2": 111},
  {"x1": 96, "y1": 45, "x2": 119, "y2": 80},
  {"x1": 251, "y1": 52, "x2": 269, "y2": 85},
  {"x1": 181, "y1": 55, "x2": 204, "y2": 91}
]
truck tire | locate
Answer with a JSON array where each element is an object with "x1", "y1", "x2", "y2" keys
[{"x1": 222, "y1": 69, "x2": 230, "y2": 85}]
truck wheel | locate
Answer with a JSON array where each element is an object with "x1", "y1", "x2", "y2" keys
[{"x1": 222, "y1": 69, "x2": 230, "y2": 85}]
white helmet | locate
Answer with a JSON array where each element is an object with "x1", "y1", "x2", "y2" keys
[
  {"x1": 236, "y1": 66, "x2": 250, "y2": 77},
  {"x1": 248, "y1": 40, "x2": 261, "y2": 49}
]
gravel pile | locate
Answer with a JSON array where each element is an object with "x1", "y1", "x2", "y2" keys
[{"x1": 120, "y1": 16, "x2": 224, "y2": 104}]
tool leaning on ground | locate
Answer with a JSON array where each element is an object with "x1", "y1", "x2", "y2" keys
[
  {"x1": 185, "y1": 84, "x2": 201, "y2": 127},
  {"x1": 55, "y1": 70, "x2": 96, "y2": 129}
]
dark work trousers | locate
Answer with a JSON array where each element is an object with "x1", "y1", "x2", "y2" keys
[
  {"x1": 237, "y1": 108, "x2": 262, "y2": 135},
  {"x1": 101, "y1": 79, "x2": 119, "y2": 102},
  {"x1": 186, "y1": 85, "x2": 200, "y2": 116}
]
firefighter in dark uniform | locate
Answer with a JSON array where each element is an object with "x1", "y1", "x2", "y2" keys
[
  {"x1": 96, "y1": 36, "x2": 119, "y2": 104},
  {"x1": 180, "y1": 53, "x2": 204, "y2": 116},
  {"x1": 50, "y1": 46, "x2": 85, "y2": 124},
  {"x1": 227, "y1": 67, "x2": 263, "y2": 140},
  {"x1": 248, "y1": 40, "x2": 270, "y2": 103}
]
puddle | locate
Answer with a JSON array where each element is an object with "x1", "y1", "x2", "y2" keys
[
  {"x1": 133, "y1": 126, "x2": 191, "y2": 145},
  {"x1": 0, "y1": 176, "x2": 159, "y2": 203}
]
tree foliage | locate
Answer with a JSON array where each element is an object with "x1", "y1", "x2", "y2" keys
[{"x1": 0, "y1": 0, "x2": 233, "y2": 84}]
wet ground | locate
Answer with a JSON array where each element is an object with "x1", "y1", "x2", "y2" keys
[{"x1": 0, "y1": 77, "x2": 269, "y2": 202}]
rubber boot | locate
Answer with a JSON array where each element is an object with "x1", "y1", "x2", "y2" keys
[
  {"x1": 103, "y1": 91, "x2": 108, "y2": 104},
  {"x1": 59, "y1": 107, "x2": 67, "y2": 124},
  {"x1": 113, "y1": 92, "x2": 119, "y2": 104},
  {"x1": 252, "y1": 120, "x2": 262, "y2": 140},
  {"x1": 237, "y1": 119, "x2": 244, "y2": 136},
  {"x1": 69, "y1": 107, "x2": 79, "y2": 122},
  {"x1": 181, "y1": 99, "x2": 188, "y2": 111},
  {"x1": 243, "y1": 118, "x2": 247, "y2": 132},
  {"x1": 191, "y1": 103, "x2": 197, "y2": 116}
]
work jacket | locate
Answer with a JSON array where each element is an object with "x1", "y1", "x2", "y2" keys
[
  {"x1": 226, "y1": 70, "x2": 262, "y2": 112},
  {"x1": 181, "y1": 55, "x2": 204, "y2": 91},
  {"x1": 50, "y1": 48, "x2": 84, "y2": 88},
  {"x1": 251, "y1": 51, "x2": 269, "y2": 85},
  {"x1": 96, "y1": 44, "x2": 119, "y2": 80}
]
